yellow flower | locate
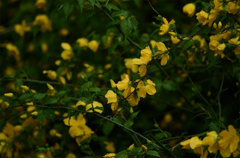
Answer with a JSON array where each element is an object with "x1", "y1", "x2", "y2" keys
[
  {"x1": 49, "y1": 129, "x2": 62, "y2": 138},
  {"x1": 128, "y1": 144, "x2": 135, "y2": 150},
  {"x1": 141, "y1": 144, "x2": 148, "y2": 151},
  {"x1": 103, "y1": 153, "x2": 116, "y2": 158},
  {"x1": 33, "y1": 14, "x2": 52, "y2": 32},
  {"x1": 27, "y1": 106, "x2": 36, "y2": 112},
  {"x1": 140, "y1": 46, "x2": 152, "y2": 64},
  {"x1": 76, "y1": 38, "x2": 88, "y2": 48},
  {"x1": 86, "y1": 101, "x2": 103, "y2": 114},
  {"x1": 4, "y1": 93, "x2": 13, "y2": 98},
  {"x1": 41, "y1": 43, "x2": 48, "y2": 53},
  {"x1": 6, "y1": 43, "x2": 21, "y2": 62},
  {"x1": 234, "y1": 46, "x2": 240, "y2": 55},
  {"x1": 36, "y1": 0, "x2": 46, "y2": 10},
  {"x1": 88, "y1": 40, "x2": 99, "y2": 52},
  {"x1": 196, "y1": 10, "x2": 209, "y2": 25},
  {"x1": 160, "y1": 54, "x2": 170, "y2": 66},
  {"x1": 63, "y1": 114, "x2": 93, "y2": 144},
  {"x1": 104, "y1": 141, "x2": 116, "y2": 153},
  {"x1": 105, "y1": 33, "x2": 114, "y2": 47},
  {"x1": 75, "y1": 126, "x2": 94, "y2": 144},
  {"x1": 66, "y1": 153, "x2": 76, "y2": 158},
  {"x1": 151, "y1": 41, "x2": 168, "y2": 55},
  {"x1": 183, "y1": 3, "x2": 196, "y2": 17},
  {"x1": 139, "y1": 65, "x2": 147, "y2": 77},
  {"x1": 171, "y1": 36, "x2": 181, "y2": 44},
  {"x1": 116, "y1": 74, "x2": 130, "y2": 91},
  {"x1": 46, "y1": 83, "x2": 54, "y2": 90},
  {"x1": 59, "y1": 28, "x2": 69, "y2": 36},
  {"x1": 0, "y1": 133, "x2": 7, "y2": 152},
  {"x1": 124, "y1": 58, "x2": 138, "y2": 73},
  {"x1": 110, "y1": 79, "x2": 116, "y2": 88},
  {"x1": 111, "y1": 102, "x2": 118, "y2": 111},
  {"x1": 43, "y1": 70, "x2": 57, "y2": 80},
  {"x1": 14, "y1": 20, "x2": 31, "y2": 37},
  {"x1": 20, "y1": 114, "x2": 27, "y2": 119},
  {"x1": 159, "y1": 17, "x2": 175, "y2": 35},
  {"x1": 218, "y1": 125, "x2": 239, "y2": 157},
  {"x1": 227, "y1": 2, "x2": 239, "y2": 15},
  {"x1": 63, "y1": 113, "x2": 86, "y2": 127},
  {"x1": 105, "y1": 90, "x2": 118, "y2": 104},
  {"x1": 181, "y1": 136, "x2": 202, "y2": 150},
  {"x1": 75, "y1": 100, "x2": 86, "y2": 107},
  {"x1": 61, "y1": 42, "x2": 73, "y2": 61},
  {"x1": 202, "y1": 131, "x2": 219, "y2": 153},
  {"x1": 137, "y1": 79, "x2": 156, "y2": 99},
  {"x1": 228, "y1": 37, "x2": 240, "y2": 45},
  {"x1": 127, "y1": 93, "x2": 140, "y2": 106},
  {"x1": 123, "y1": 86, "x2": 135, "y2": 98}
]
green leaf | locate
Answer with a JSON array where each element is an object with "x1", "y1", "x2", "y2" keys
[
  {"x1": 61, "y1": 97, "x2": 73, "y2": 104},
  {"x1": 116, "y1": 150, "x2": 128, "y2": 158},
  {"x1": 146, "y1": 150, "x2": 160, "y2": 157},
  {"x1": 102, "y1": 121, "x2": 114, "y2": 135},
  {"x1": 45, "y1": 98, "x2": 58, "y2": 105},
  {"x1": 77, "y1": 0, "x2": 85, "y2": 12},
  {"x1": 120, "y1": 16, "x2": 138, "y2": 38},
  {"x1": 81, "y1": 81, "x2": 93, "y2": 90},
  {"x1": 63, "y1": 2, "x2": 74, "y2": 17},
  {"x1": 19, "y1": 93, "x2": 32, "y2": 101},
  {"x1": 34, "y1": 93, "x2": 46, "y2": 100},
  {"x1": 88, "y1": 0, "x2": 95, "y2": 7},
  {"x1": 124, "y1": 112, "x2": 139, "y2": 128},
  {"x1": 162, "y1": 80, "x2": 177, "y2": 91},
  {"x1": 182, "y1": 40, "x2": 194, "y2": 51},
  {"x1": 133, "y1": 0, "x2": 141, "y2": 7},
  {"x1": 106, "y1": 3, "x2": 119, "y2": 11},
  {"x1": 89, "y1": 87, "x2": 101, "y2": 92}
]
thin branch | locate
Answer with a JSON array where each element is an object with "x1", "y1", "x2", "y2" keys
[{"x1": 217, "y1": 74, "x2": 224, "y2": 123}]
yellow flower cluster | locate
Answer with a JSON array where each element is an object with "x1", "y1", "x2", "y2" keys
[
  {"x1": 209, "y1": 31, "x2": 231, "y2": 58},
  {"x1": 180, "y1": 125, "x2": 240, "y2": 158},
  {"x1": 105, "y1": 90, "x2": 118, "y2": 111},
  {"x1": 105, "y1": 74, "x2": 156, "y2": 108},
  {"x1": 63, "y1": 113, "x2": 94, "y2": 145},
  {"x1": 5, "y1": 43, "x2": 21, "y2": 63},
  {"x1": 73, "y1": 100, "x2": 104, "y2": 114},
  {"x1": 183, "y1": 3, "x2": 196, "y2": 17},
  {"x1": 195, "y1": 0, "x2": 239, "y2": 27},
  {"x1": 0, "y1": 123, "x2": 22, "y2": 157},
  {"x1": 33, "y1": 14, "x2": 52, "y2": 32},
  {"x1": 14, "y1": 20, "x2": 31, "y2": 37},
  {"x1": 125, "y1": 41, "x2": 170, "y2": 79},
  {"x1": 76, "y1": 38, "x2": 99, "y2": 53},
  {"x1": 61, "y1": 42, "x2": 74, "y2": 61},
  {"x1": 158, "y1": 17, "x2": 180, "y2": 45},
  {"x1": 159, "y1": 17, "x2": 175, "y2": 36}
]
